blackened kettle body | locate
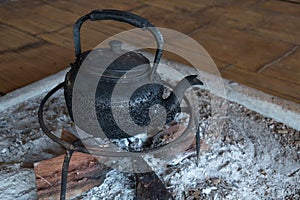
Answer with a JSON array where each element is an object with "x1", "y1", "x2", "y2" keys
[{"x1": 64, "y1": 10, "x2": 203, "y2": 139}]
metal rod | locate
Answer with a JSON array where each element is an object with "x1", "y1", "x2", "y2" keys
[
  {"x1": 196, "y1": 124, "x2": 201, "y2": 166},
  {"x1": 60, "y1": 150, "x2": 74, "y2": 200},
  {"x1": 38, "y1": 82, "x2": 74, "y2": 150}
]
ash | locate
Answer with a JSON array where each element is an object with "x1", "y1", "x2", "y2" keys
[
  {"x1": 0, "y1": 87, "x2": 299, "y2": 199},
  {"x1": 73, "y1": 170, "x2": 135, "y2": 200},
  {"x1": 165, "y1": 115, "x2": 300, "y2": 199}
]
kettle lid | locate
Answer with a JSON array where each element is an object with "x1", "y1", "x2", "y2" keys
[{"x1": 81, "y1": 40, "x2": 151, "y2": 79}]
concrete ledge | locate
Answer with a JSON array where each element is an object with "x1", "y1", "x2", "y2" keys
[
  {"x1": 0, "y1": 68, "x2": 69, "y2": 113},
  {"x1": 224, "y1": 79, "x2": 300, "y2": 130}
]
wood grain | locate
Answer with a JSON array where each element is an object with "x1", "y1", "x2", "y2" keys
[
  {"x1": 0, "y1": 0, "x2": 299, "y2": 103},
  {"x1": 221, "y1": 66, "x2": 300, "y2": 103},
  {"x1": 0, "y1": 24, "x2": 40, "y2": 52},
  {"x1": 34, "y1": 152, "x2": 110, "y2": 200}
]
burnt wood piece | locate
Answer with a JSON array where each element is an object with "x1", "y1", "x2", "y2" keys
[
  {"x1": 135, "y1": 171, "x2": 174, "y2": 200},
  {"x1": 132, "y1": 156, "x2": 174, "y2": 200},
  {"x1": 34, "y1": 152, "x2": 110, "y2": 200}
]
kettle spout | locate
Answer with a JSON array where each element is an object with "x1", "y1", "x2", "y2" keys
[
  {"x1": 164, "y1": 75, "x2": 203, "y2": 123},
  {"x1": 173, "y1": 75, "x2": 203, "y2": 101}
]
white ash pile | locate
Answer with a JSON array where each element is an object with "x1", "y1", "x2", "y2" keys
[{"x1": 0, "y1": 87, "x2": 299, "y2": 199}]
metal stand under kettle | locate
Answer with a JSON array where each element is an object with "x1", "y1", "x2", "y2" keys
[{"x1": 38, "y1": 9, "x2": 203, "y2": 200}]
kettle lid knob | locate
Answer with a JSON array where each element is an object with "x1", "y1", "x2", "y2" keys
[{"x1": 109, "y1": 40, "x2": 122, "y2": 53}]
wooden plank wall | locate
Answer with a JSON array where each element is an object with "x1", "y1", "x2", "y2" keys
[{"x1": 0, "y1": 0, "x2": 299, "y2": 103}]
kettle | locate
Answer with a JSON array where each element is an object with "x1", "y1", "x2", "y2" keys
[{"x1": 63, "y1": 9, "x2": 203, "y2": 139}]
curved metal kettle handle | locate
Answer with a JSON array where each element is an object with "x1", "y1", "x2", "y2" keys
[{"x1": 73, "y1": 9, "x2": 163, "y2": 80}]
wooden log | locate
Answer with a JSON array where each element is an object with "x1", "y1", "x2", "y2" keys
[{"x1": 34, "y1": 152, "x2": 110, "y2": 200}]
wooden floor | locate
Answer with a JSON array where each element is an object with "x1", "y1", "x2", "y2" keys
[{"x1": 0, "y1": 0, "x2": 300, "y2": 103}]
